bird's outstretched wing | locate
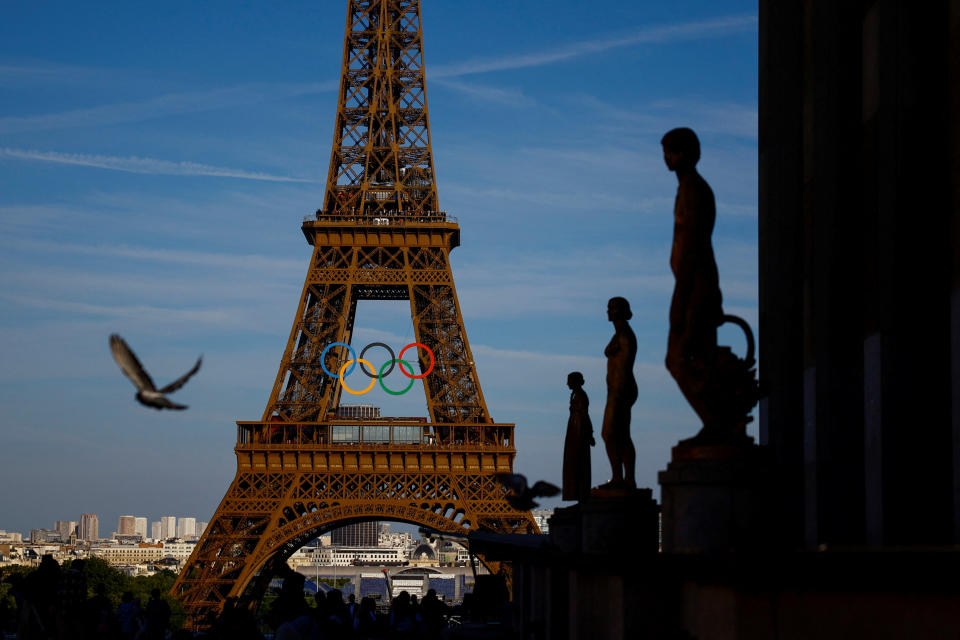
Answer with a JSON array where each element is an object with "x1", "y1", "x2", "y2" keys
[
  {"x1": 159, "y1": 356, "x2": 202, "y2": 394},
  {"x1": 505, "y1": 496, "x2": 537, "y2": 511},
  {"x1": 530, "y1": 481, "x2": 561, "y2": 499},
  {"x1": 494, "y1": 473, "x2": 527, "y2": 495},
  {"x1": 110, "y1": 334, "x2": 156, "y2": 392},
  {"x1": 139, "y1": 394, "x2": 188, "y2": 411}
]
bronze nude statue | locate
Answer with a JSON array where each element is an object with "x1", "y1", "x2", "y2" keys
[
  {"x1": 662, "y1": 128, "x2": 759, "y2": 446},
  {"x1": 562, "y1": 371, "x2": 595, "y2": 501},
  {"x1": 600, "y1": 297, "x2": 638, "y2": 488}
]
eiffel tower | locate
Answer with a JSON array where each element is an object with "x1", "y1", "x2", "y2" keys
[{"x1": 172, "y1": 0, "x2": 538, "y2": 627}]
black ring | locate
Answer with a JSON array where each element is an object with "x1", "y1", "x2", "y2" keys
[{"x1": 359, "y1": 342, "x2": 396, "y2": 378}]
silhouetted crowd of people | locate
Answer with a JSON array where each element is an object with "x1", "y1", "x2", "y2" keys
[
  {"x1": 5, "y1": 556, "x2": 171, "y2": 640},
  {"x1": 4, "y1": 556, "x2": 488, "y2": 639},
  {"x1": 250, "y1": 571, "x2": 456, "y2": 640}
]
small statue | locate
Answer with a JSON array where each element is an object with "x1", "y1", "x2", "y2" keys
[
  {"x1": 662, "y1": 128, "x2": 758, "y2": 446},
  {"x1": 562, "y1": 372, "x2": 595, "y2": 501},
  {"x1": 600, "y1": 297, "x2": 638, "y2": 489}
]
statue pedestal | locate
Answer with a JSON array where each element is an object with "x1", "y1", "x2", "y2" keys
[
  {"x1": 549, "y1": 488, "x2": 659, "y2": 555},
  {"x1": 658, "y1": 443, "x2": 770, "y2": 553}
]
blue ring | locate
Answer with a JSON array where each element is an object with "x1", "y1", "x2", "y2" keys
[{"x1": 320, "y1": 342, "x2": 357, "y2": 377}]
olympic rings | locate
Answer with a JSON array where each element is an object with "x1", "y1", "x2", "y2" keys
[
  {"x1": 338, "y1": 359, "x2": 377, "y2": 395},
  {"x1": 320, "y1": 342, "x2": 357, "y2": 377},
  {"x1": 321, "y1": 342, "x2": 436, "y2": 395},
  {"x1": 398, "y1": 343, "x2": 435, "y2": 378},
  {"x1": 359, "y1": 342, "x2": 396, "y2": 378},
  {"x1": 378, "y1": 359, "x2": 416, "y2": 396}
]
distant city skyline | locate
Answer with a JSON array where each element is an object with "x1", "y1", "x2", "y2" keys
[
  {"x1": 6, "y1": 506, "x2": 418, "y2": 542},
  {"x1": 4, "y1": 512, "x2": 215, "y2": 542}
]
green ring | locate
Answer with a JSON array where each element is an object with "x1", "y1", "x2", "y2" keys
[{"x1": 379, "y1": 359, "x2": 416, "y2": 395}]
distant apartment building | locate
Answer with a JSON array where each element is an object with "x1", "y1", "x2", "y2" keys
[
  {"x1": 91, "y1": 544, "x2": 164, "y2": 565},
  {"x1": 336, "y1": 404, "x2": 381, "y2": 420},
  {"x1": 115, "y1": 534, "x2": 145, "y2": 545},
  {"x1": 379, "y1": 530, "x2": 413, "y2": 549},
  {"x1": 195, "y1": 521, "x2": 208, "y2": 537},
  {"x1": 134, "y1": 517, "x2": 148, "y2": 539},
  {"x1": 151, "y1": 521, "x2": 162, "y2": 540},
  {"x1": 54, "y1": 520, "x2": 77, "y2": 541},
  {"x1": 0, "y1": 530, "x2": 23, "y2": 543},
  {"x1": 117, "y1": 516, "x2": 136, "y2": 536},
  {"x1": 305, "y1": 545, "x2": 405, "y2": 566},
  {"x1": 30, "y1": 529, "x2": 62, "y2": 543},
  {"x1": 89, "y1": 540, "x2": 197, "y2": 567},
  {"x1": 332, "y1": 521, "x2": 378, "y2": 547},
  {"x1": 80, "y1": 514, "x2": 99, "y2": 541},
  {"x1": 160, "y1": 541, "x2": 198, "y2": 563},
  {"x1": 177, "y1": 517, "x2": 196, "y2": 539},
  {"x1": 160, "y1": 516, "x2": 176, "y2": 539}
]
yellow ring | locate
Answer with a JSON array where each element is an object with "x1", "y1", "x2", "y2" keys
[{"x1": 339, "y1": 359, "x2": 377, "y2": 395}]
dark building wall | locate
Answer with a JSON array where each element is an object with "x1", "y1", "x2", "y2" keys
[
  {"x1": 759, "y1": 1, "x2": 960, "y2": 548},
  {"x1": 331, "y1": 521, "x2": 379, "y2": 547}
]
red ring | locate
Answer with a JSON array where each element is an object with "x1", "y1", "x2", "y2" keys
[{"x1": 398, "y1": 342, "x2": 435, "y2": 379}]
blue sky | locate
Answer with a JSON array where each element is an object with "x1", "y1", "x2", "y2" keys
[{"x1": 0, "y1": 1, "x2": 758, "y2": 536}]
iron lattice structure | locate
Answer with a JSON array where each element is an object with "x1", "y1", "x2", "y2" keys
[
  {"x1": 172, "y1": 0, "x2": 538, "y2": 628},
  {"x1": 324, "y1": 0, "x2": 438, "y2": 216}
]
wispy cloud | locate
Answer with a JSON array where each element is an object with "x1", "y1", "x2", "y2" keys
[
  {"x1": 452, "y1": 241, "x2": 757, "y2": 320},
  {"x1": 650, "y1": 99, "x2": 757, "y2": 139},
  {"x1": 0, "y1": 64, "x2": 71, "y2": 76},
  {"x1": 430, "y1": 15, "x2": 757, "y2": 78},
  {"x1": 0, "y1": 294, "x2": 290, "y2": 334},
  {"x1": 471, "y1": 343, "x2": 668, "y2": 385},
  {"x1": 443, "y1": 183, "x2": 668, "y2": 212},
  {"x1": 0, "y1": 62, "x2": 105, "y2": 84},
  {"x1": 3, "y1": 295, "x2": 235, "y2": 325},
  {"x1": 0, "y1": 147, "x2": 319, "y2": 183},
  {"x1": 0, "y1": 81, "x2": 335, "y2": 134},
  {"x1": 0, "y1": 266, "x2": 299, "y2": 306},
  {"x1": 432, "y1": 78, "x2": 536, "y2": 108},
  {"x1": 0, "y1": 237, "x2": 304, "y2": 272},
  {"x1": 579, "y1": 95, "x2": 758, "y2": 140},
  {"x1": 454, "y1": 250, "x2": 671, "y2": 319}
]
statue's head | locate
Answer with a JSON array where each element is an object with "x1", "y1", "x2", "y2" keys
[
  {"x1": 607, "y1": 297, "x2": 633, "y2": 321},
  {"x1": 661, "y1": 127, "x2": 700, "y2": 171},
  {"x1": 567, "y1": 371, "x2": 584, "y2": 389}
]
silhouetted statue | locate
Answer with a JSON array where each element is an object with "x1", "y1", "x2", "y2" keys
[
  {"x1": 600, "y1": 297, "x2": 638, "y2": 488},
  {"x1": 662, "y1": 128, "x2": 758, "y2": 445},
  {"x1": 563, "y1": 371, "x2": 595, "y2": 501}
]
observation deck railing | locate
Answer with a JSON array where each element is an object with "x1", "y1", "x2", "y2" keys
[
  {"x1": 303, "y1": 211, "x2": 457, "y2": 226},
  {"x1": 236, "y1": 421, "x2": 514, "y2": 450}
]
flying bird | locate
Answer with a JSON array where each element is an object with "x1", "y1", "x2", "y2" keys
[
  {"x1": 494, "y1": 473, "x2": 560, "y2": 511},
  {"x1": 109, "y1": 334, "x2": 202, "y2": 410}
]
